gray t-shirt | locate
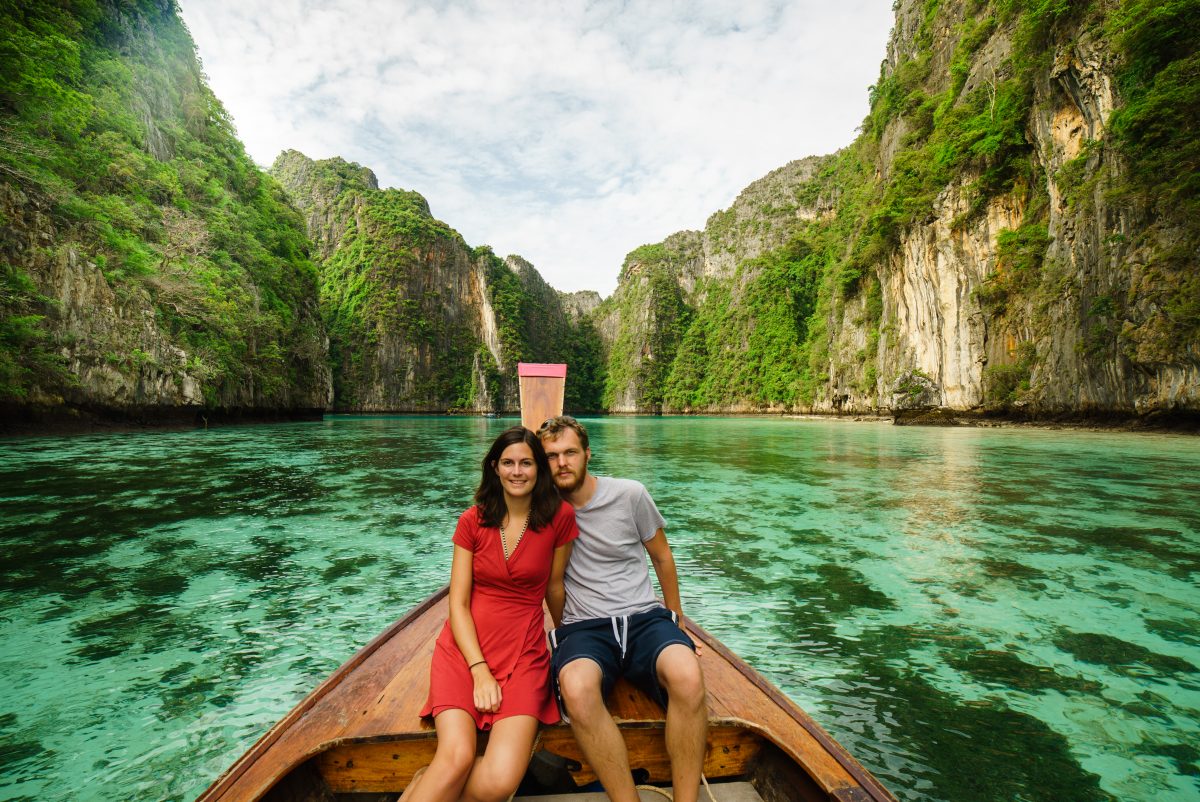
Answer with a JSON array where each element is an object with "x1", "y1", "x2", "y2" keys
[{"x1": 561, "y1": 476, "x2": 667, "y2": 624}]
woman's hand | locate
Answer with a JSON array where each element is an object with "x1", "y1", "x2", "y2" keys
[{"x1": 471, "y1": 662, "x2": 502, "y2": 713}]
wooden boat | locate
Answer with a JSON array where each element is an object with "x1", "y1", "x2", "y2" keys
[
  {"x1": 196, "y1": 586, "x2": 896, "y2": 802},
  {"x1": 198, "y1": 366, "x2": 896, "y2": 801}
]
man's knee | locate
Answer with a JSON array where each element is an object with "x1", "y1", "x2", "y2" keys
[
  {"x1": 658, "y1": 645, "x2": 705, "y2": 708},
  {"x1": 558, "y1": 659, "x2": 604, "y2": 715}
]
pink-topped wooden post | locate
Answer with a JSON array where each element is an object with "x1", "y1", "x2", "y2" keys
[{"x1": 517, "y1": 362, "x2": 567, "y2": 432}]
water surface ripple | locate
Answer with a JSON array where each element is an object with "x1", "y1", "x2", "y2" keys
[{"x1": 0, "y1": 416, "x2": 1197, "y2": 801}]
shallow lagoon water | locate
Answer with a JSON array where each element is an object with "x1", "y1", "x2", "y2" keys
[{"x1": 0, "y1": 415, "x2": 1197, "y2": 801}]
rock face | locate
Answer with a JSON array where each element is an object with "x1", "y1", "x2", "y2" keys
[
  {"x1": 5, "y1": 0, "x2": 1194, "y2": 426},
  {"x1": 600, "y1": 0, "x2": 1199, "y2": 419},
  {"x1": 0, "y1": 0, "x2": 331, "y2": 427},
  {"x1": 270, "y1": 151, "x2": 605, "y2": 413}
]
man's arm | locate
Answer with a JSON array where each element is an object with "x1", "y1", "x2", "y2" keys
[
  {"x1": 644, "y1": 528, "x2": 682, "y2": 617},
  {"x1": 645, "y1": 528, "x2": 704, "y2": 655}
]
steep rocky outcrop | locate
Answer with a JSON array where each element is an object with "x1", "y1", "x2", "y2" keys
[
  {"x1": 601, "y1": 0, "x2": 1199, "y2": 420},
  {"x1": 269, "y1": 151, "x2": 605, "y2": 413},
  {"x1": 5, "y1": 0, "x2": 1194, "y2": 427},
  {"x1": 1, "y1": 0, "x2": 332, "y2": 429}
]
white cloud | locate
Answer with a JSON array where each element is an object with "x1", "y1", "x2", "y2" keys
[{"x1": 179, "y1": 0, "x2": 895, "y2": 296}]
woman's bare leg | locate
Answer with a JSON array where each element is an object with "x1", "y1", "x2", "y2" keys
[
  {"x1": 460, "y1": 715, "x2": 539, "y2": 802},
  {"x1": 398, "y1": 709, "x2": 477, "y2": 802}
]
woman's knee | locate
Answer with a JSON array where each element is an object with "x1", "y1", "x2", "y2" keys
[
  {"x1": 432, "y1": 738, "x2": 476, "y2": 778},
  {"x1": 468, "y1": 763, "x2": 524, "y2": 802}
]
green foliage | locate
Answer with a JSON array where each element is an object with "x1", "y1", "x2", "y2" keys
[
  {"x1": 974, "y1": 223, "x2": 1052, "y2": 316},
  {"x1": 1107, "y1": 0, "x2": 1200, "y2": 210},
  {"x1": 317, "y1": 183, "x2": 477, "y2": 409},
  {"x1": 866, "y1": 54, "x2": 933, "y2": 140},
  {"x1": 603, "y1": 236, "x2": 701, "y2": 409},
  {"x1": 0, "y1": 0, "x2": 326, "y2": 407},
  {"x1": 472, "y1": 248, "x2": 604, "y2": 411},
  {"x1": 481, "y1": 248, "x2": 530, "y2": 370},
  {"x1": 0, "y1": 262, "x2": 69, "y2": 400},
  {"x1": 984, "y1": 341, "x2": 1036, "y2": 406},
  {"x1": 896, "y1": 368, "x2": 933, "y2": 403},
  {"x1": 602, "y1": 263, "x2": 690, "y2": 410},
  {"x1": 663, "y1": 232, "x2": 827, "y2": 410},
  {"x1": 1080, "y1": 293, "x2": 1120, "y2": 357},
  {"x1": 996, "y1": 224, "x2": 1052, "y2": 273}
]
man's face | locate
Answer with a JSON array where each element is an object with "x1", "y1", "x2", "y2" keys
[{"x1": 541, "y1": 428, "x2": 590, "y2": 494}]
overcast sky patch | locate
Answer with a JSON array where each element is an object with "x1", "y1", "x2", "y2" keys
[{"x1": 178, "y1": 0, "x2": 895, "y2": 296}]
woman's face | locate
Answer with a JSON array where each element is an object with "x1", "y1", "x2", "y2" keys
[{"x1": 495, "y1": 441, "x2": 537, "y2": 498}]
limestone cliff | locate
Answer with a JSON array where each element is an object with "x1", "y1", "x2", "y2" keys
[
  {"x1": 601, "y1": 0, "x2": 1199, "y2": 420},
  {"x1": 269, "y1": 151, "x2": 605, "y2": 413},
  {"x1": 0, "y1": 0, "x2": 332, "y2": 428}
]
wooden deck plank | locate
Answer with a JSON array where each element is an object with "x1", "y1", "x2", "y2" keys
[{"x1": 343, "y1": 627, "x2": 437, "y2": 739}]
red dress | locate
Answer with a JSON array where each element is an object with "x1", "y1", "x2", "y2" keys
[{"x1": 420, "y1": 500, "x2": 578, "y2": 728}]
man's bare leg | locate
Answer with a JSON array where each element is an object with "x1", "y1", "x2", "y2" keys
[
  {"x1": 657, "y1": 644, "x2": 707, "y2": 802},
  {"x1": 558, "y1": 659, "x2": 641, "y2": 802}
]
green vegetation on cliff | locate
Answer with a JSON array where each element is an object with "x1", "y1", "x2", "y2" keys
[
  {"x1": 270, "y1": 150, "x2": 605, "y2": 413},
  {"x1": 602, "y1": 239, "x2": 694, "y2": 410},
  {"x1": 481, "y1": 249, "x2": 604, "y2": 412},
  {"x1": 664, "y1": 234, "x2": 826, "y2": 410},
  {"x1": 607, "y1": 0, "x2": 1199, "y2": 415},
  {"x1": 0, "y1": 0, "x2": 327, "y2": 408},
  {"x1": 1107, "y1": 0, "x2": 1200, "y2": 350}
]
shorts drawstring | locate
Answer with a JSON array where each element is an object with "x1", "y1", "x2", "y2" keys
[{"x1": 609, "y1": 615, "x2": 630, "y2": 659}]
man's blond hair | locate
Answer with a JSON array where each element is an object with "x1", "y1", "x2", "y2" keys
[{"x1": 537, "y1": 415, "x2": 589, "y2": 450}]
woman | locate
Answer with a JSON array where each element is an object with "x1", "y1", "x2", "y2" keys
[{"x1": 402, "y1": 426, "x2": 577, "y2": 802}]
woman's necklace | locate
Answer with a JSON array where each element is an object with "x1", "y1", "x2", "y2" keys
[{"x1": 499, "y1": 513, "x2": 530, "y2": 560}]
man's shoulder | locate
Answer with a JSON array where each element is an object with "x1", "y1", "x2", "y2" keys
[{"x1": 596, "y1": 475, "x2": 650, "y2": 498}]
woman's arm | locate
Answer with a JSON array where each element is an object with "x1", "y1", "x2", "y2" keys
[
  {"x1": 545, "y1": 541, "x2": 574, "y2": 627},
  {"x1": 448, "y1": 543, "x2": 501, "y2": 713}
]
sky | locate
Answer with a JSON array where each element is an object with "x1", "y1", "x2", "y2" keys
[{"x1": 177, "y1": 1, "x2": 896, "y2": 297}]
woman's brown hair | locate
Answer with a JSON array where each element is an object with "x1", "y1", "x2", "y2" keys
[{"x1": 474, "y1": 426, "x2": 560, "y2": 530}]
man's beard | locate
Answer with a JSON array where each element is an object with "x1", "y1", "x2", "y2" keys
[{"x1": 554, "y1": 468, "x2": 586, "y2": 494}]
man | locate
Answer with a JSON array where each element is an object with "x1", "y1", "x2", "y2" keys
[{"x1": 537, "y1": 415, "x2": 707, "y2": 802}]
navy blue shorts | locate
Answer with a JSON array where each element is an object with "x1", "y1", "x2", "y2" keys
[{"x1": 549, "y1": 606, "x2": 695, "y2": 712}]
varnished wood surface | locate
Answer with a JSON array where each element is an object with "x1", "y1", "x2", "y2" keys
[
  {"x1": 518, "y1": 373, "x2": 566, "y2": 432},
  {"x1": 197, "y1": 587, "x2": 895, "y2": 802}
]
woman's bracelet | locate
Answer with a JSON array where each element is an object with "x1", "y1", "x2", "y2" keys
[{"x1": 468, "y1": 659, "x2": 487, "y2": 670}]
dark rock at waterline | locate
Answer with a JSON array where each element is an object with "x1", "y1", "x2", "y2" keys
[{"x1": 0, "y1": 403, "x2": 325, "y2": 436}]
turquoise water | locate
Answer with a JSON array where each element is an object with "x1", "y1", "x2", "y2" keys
[{"x1": 0, "y1": 416, "x2": 1197, "y2": 802}]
